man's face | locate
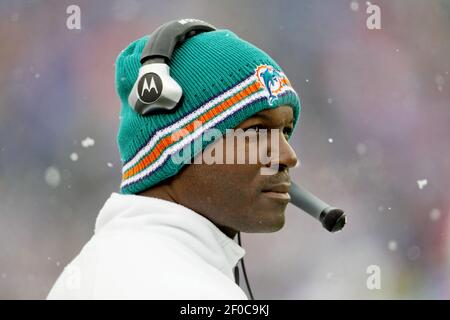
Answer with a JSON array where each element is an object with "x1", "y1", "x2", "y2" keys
[{"x1": 168, "y1": 105, "x2": 298, "y2": 238}]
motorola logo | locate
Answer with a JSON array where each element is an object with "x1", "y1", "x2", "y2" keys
[
  {"x1": 178, "y1": 18, "x2": 204, "y2": 25},
  {"x1": 137, "y1": 73, "x2": 163, "y2": 104}
]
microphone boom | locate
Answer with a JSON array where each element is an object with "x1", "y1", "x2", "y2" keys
[{"x1": 288, "y1": 182, "x2": 346, "y2": 232}]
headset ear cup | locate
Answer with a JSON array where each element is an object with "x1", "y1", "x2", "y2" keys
[{"x1": 128, "y1": 63, "x2": 183, "y2": 115}]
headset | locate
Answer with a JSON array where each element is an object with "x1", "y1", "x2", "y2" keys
[
  {"x1": 128, "y1": 18, "x2": 216, "y2": 115},
  {"x1": 129, "y1": 18, "x2": 347, "y2": 300}
]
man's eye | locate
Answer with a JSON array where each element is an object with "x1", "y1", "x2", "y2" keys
[{"x1": 283, "y1": 127, "x2": 293, "y2": 136}]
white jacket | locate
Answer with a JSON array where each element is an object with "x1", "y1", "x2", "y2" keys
[{"x1": 47, "y1": 192, "x2": 248, "y2": 299}]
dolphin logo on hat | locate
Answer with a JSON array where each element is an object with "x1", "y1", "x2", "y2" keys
[{"x1": 255, "y1": 65, "x2": 291, "y2": 105}]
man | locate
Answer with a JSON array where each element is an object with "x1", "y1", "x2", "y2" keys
[{"x1": 47, "y1": 22, "x2": 301, "y2": 299}]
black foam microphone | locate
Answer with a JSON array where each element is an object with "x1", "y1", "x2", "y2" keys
[{"x1": 288, "y1": 182, "x2": 346, "y2": 232}]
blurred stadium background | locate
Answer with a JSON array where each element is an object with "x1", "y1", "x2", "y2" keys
[{"x1": 0, "y1": 0, "x2": 449, "y2": 299}]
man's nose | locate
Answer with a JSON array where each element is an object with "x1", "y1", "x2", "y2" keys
[{"x1": 277, "y1": 133, "x2": 298, "y2": 170}]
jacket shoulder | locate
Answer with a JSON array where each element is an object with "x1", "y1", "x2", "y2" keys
[{"x1": 47, "y1": 229, "x2": 247, "y2": 300}]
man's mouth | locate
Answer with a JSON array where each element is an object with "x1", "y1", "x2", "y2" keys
[{"x1": 261, "y1": 183, "x2": 291, "y2": 201}]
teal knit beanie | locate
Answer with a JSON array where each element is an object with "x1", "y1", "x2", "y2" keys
[{"x1": 115, "y1": 29, "x2": 301, "y2": 194}]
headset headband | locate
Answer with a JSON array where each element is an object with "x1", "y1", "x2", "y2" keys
[{"x1": 141, "y1": 19, "x2": 216, "y2": 64}]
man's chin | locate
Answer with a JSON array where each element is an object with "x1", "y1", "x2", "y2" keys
[
  {"x1": 267, "y1": 213, "x2": 286, "y2": 232},
  {"x1": 249, "y1": 211, "x2": 286, "y2": 233}
]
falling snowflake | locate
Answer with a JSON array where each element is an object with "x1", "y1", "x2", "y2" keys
[
  {"x1": 388, "y1": 241, "x2": 397, "y2": 251},
  {"x1": 45, "y1": 167, "x2": 61, "y2": 188},
  {"x1": 356, "y1": 143, "x2": 367, "y2": 155},
  {"x1": 429, "y1": 208, "x2": 441, "y2": 222},
  {"x1": 327, "y1": 98, "x2": 333, "y2": 104},
  {"x1": 81, "y1": 137, "x2": 95, "y2": 148},
  {"x1": 107, "y1": 162, "x2": 114, "y2": 168},
  {"x1": 417, "y1": 179, "x2": 428, "y2": 189},
  {"x1": 328, "y1": 138, "x2": 334, "y2": 143},
  {"x1": 70, "y1": 152, "x2": 79, "y2": 161},
  {"x1": 435, "y1": 74, "x2": 445, "y2": 92},
  {"x1": 350, "y1": 1, "x2": 359, "y2": 11}
]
